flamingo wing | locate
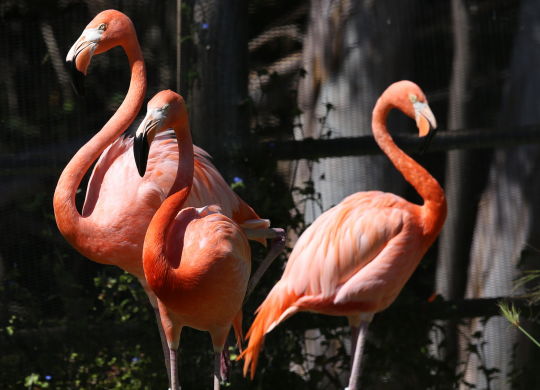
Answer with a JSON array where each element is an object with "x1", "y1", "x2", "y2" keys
[
  {"x1": 82, "y1": 135, "x2": 134, "y2": 217},
  {"x1": 189, "y1": 147, "x2": 262, "y2": 224},
  {"x1": 82, "y1": 130, "x2": 269, "y2": 230},
  {"x1": 82, "y1": 131, "x2": 177, "y2": 218},
  {"x1": 281, "y1": 191, "x2": 419, "y2": 306}
]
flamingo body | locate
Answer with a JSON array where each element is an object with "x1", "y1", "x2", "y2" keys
[
  {"x1": 241, "y1": 81, "x2": 447, "y2": 386},
  {"x1": 55, "y1": 11, "x2": 279, "y2": 388},
  {"x1": 55, "y1": 10, "x2": 271, "y2": 284},
  {"x1": 146, "y1": 206, "x2": 250, "y2": 347},
  {"x1": 77, "y1": 129, "x2": 264, "y2": 280},
  {"x1": 280, "y1": 192, "x2": 425, "y2": 313},
  {"x1": 242, "y1": 191, "x2": 431, "y2": 372},
  {"x1": 135, "y1": 90, "x2": 252, "y2": 389}
]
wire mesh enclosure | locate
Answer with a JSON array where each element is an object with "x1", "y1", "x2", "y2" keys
[{"x1": 1, "y1": 0, "x2": 539, "y2": 389}]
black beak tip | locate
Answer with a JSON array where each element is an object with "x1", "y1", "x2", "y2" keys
[
  {"x1": 133, "y1": 133, "x2": 150, "y2": 177},
  {"x1": 136, "y1": 164, "x2": 146, "y2": 178},
  {"x1": 419, "y1": 127, "x2": 437, "y2": 155},
  {"x1": 66, "y1": 59, "x2": 86, "y2": 97}
]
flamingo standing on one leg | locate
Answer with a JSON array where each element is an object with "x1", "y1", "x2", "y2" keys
[
  {"x1": 241, "y1": 81, "x2": 447, "y2": 389},
  {"x1": 134, "y1": 90, "x2": 250, "y2": 390},
  {"x1": 54, "y1": 9, "x2": 284, "y2": 385}
]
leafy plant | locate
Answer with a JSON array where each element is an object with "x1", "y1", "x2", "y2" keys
[{"x1": 499, "y1": 301, "x2": 540, "y2": 348}]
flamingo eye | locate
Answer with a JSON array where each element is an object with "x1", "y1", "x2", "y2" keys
[
  {"x1": 161, "y1": 104, "x2": 170, "y2": 112},
  {"x1": 98, "y1": 23, "x2": 107, "y2": 31},
  {"x1": 408, "y1": 94, "x2": 418, "y2": 104}
]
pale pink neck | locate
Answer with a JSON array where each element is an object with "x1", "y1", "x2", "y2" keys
[
  {"x1": 53, "y1": 39, "x2": 146, "y2": 252},
  {"x1": 372, "y1": 95, "x2": 446, "y2": 236},
  {"x1": 143, "y1": 124, "x2": 194, "y2": 296}
]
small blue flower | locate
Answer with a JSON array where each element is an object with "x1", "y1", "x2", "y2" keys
[
  {"x1": 201, "y1": 22, "x2": 209, "y2": 30},
  {"x1": 131, "y1": 357, "x2": 140, "y2": 363},
  {"x1": 233, "y1": 176, "x2": 243, "y2": 184},
  {"x1": 45, "y1": 375, "x2": 52, "y2": 381}
]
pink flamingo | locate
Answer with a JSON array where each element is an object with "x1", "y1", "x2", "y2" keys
[
  {"x1": 241, "y1": 81, "x2": 447, "y2": 389},
  {"x1": 136, "y1": 89, "x2": 250, "y2": 390},
  {"x1": 54, "y1": 9, "x2": 283, "y2": 384}
]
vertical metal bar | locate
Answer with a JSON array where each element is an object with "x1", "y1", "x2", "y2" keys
[{"x1": 176, "y1": 0, "x2": 182, "y2": 92}]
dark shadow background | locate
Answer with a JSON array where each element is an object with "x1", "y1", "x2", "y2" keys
[{"x1": 1, "y1": 0, "x2": 539, "y2": 389}]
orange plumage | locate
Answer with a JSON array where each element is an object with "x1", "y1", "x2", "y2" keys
[
  {"x1": 54, "y1": 11, "x2": 283, "y2": 389},
  {"x1": 137, "y1": 91, "x2": 251, "y2": 390},
  {"x1": 241, "y1": 81, "x2": 447, "y2": 389}
]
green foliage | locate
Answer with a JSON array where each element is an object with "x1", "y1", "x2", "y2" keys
[
  {"x1": 499, "y1": 301, "x2": 540, "y2": 349},
  {"x1": 24, "y1": 373, "x2": 50, "y2": 389},
  {"x1": 94, "y1": 272, "x2": 149, "y2": 323}
]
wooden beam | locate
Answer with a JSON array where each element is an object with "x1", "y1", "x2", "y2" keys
[
  {"x1": 4, "y1": 125, "x2": 540, "y2": 174},
  {"x1": 259, "y1": 125, "x2": 540, "y2": 160}
]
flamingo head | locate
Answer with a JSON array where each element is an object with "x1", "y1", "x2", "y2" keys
[
  {"x1": 387, "y1": 80, "x2": 437, "y2": 137},
  {"x1": 384, "y1": 80, "x2": 437, "y2": 153},
  {"x1": 133, "y1": 90, "x2": 188, "y2": 177},
  {"x1": 65, "y1": 10, "x2": 136, "y2": 95}
]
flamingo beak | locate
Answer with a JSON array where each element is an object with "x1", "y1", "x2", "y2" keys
[
  {"x1": 65, "y1": 28, "x2": 104, "y2": 96},
  {"x1": 134, "y1": 111, "x2": 161, "y2": 177},
  {"x1": 414, "y1": 102, "x2": 437, "y2": 154}
]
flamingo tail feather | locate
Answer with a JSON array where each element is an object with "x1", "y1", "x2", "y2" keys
[{"x1": 240, "y1": 285, "x2": 298, "y2": 379}]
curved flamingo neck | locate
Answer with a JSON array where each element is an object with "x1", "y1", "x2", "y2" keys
[
  {"x1": 143, "y1": 122, "x2": 194, "y2": 297},
  {"x1": 53, "y1": 38, "x2": 146, "y2": 254},
  {"x1": 372, "y1": 95, "x2": 446, "y2": 237}
]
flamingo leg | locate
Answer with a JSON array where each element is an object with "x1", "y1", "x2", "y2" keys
[
  {"x1": 156, "y1": 300, "x2": 182, "y2": 390},
  {"x1": 347, "y1": 319, "x2": 371, "y2": 390},
  {"x1": 153, "y1": 307, "x2": 172, "y2": 387},
  {"x1": 169, "y1": 347, "x2": 180, "y2": 390},
  {"x1": 213, "y1": 352, "x2": 222, "y2": 390},
  {"x1": 349, "y1": 324, "x2": 360, "y2": 369},
  {"x1": 245, "y1": 228, "x2": 286, "y2": 299}
]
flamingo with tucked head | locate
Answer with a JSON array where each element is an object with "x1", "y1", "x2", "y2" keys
[
  {"x1": 241, "y1": 81, "x2": 447, "y2": 390},
  {"x1": 134, "y1": 90, "x2": 250, "y2": 390},
  {"x1": 54, "y1": 9, "x2": 284, "y2": 386}
]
